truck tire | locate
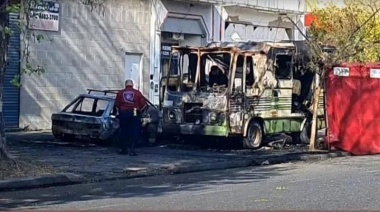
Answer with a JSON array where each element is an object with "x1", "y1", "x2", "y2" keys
[
  {"x1": 243, "y1": 121, "x2": 263, "y2": 149},
  {"x1": 300, "y1": 118, "x2": 312, "y2": 144}
]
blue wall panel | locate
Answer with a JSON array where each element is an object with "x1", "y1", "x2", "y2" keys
[{"x1": 3, "y1": 13, "x2": 21, "y2": 129}]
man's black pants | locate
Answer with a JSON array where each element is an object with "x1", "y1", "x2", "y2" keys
[{"x1": 118, "y1": 110, "x2": 141, "y2": 153}]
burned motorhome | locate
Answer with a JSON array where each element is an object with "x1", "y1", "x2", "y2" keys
[{"x1": 159, "y1": 41, "x2": 326, "y2": 149}]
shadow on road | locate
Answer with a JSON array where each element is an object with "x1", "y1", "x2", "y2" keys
[{"x1": 0, "y1": 165, "x2": 292, "y2": 210}]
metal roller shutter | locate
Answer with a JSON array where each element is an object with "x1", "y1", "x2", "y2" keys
[{"x1": 3, "y1": 13, "x2": 21, "y2": 129}]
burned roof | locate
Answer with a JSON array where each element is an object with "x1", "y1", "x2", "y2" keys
[
  {"x1": 206, "y1": 41, "x2": 295, "y2": 52},
  {"x1": 171, "y1": 46, "x2": 200, "y2": 51},
  {"x1": 206, "y1": 41, "x2": 261, "y2": 51},
  {"x1": 265, "y1": 41, "x2": 295, "y2": 48},
  {"x1": 171, "y1": 45, "x2": 236, "y2": 54}
]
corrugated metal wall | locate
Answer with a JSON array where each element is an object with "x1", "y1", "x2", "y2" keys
[{"x1": 3, "y1": 13, "x2": 21, "y2": 129}]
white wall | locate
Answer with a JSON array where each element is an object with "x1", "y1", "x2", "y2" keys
[
  {"x1": 159, "y1": 0, "x2": 222, "y2": 43},
  {"x1": 20, "y1": 0, "x2": 152, "y2": 130},
  {"x1": 185, "y1": 0, "x2": 305, "y2": 13},
  {"x1": 223, "y1": 7, "x2": 301, "y2": 42},
  {"x1": 315, "y1": 0, "x2": 345, "y2": 8}
]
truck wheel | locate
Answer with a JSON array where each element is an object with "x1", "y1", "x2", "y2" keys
[
  {"x1": 243, "y1": 121, "x2": 263, "y2": 149},
  {"x1": 290, "y1": 132, "x2": 301, "y2": 144},
  {"x1": 300, "y1": 119, "x2": 312, "y2": 144}
]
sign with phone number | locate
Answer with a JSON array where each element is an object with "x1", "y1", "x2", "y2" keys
[
  {"x1": 333, "y1": 67, "x2": 350, "y2": 77},
  {"x1": 29, "y1": 1, "x2": 60, "y2": 32}
]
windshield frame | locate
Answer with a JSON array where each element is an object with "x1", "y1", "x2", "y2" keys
[{"x1": 195, "y1": 50, "x2": 233, "y2": 92}]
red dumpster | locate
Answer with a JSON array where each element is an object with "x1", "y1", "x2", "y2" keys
[{"x1": 326, "y1": 63, "x2": 380, "y2": 155}]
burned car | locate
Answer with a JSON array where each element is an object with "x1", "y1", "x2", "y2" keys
[
  {"x1": 51, "y1": 89, "x2": 160, "y2": 146},
  {"x1": 159, "y1": 41, "x2": 326, "y2": 149}
]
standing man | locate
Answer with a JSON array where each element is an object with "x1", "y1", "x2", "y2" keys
[{"x1": 115, "y1": 79, "x2": 147, "y2": 156}]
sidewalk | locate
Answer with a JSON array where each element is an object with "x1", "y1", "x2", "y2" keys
[{"x1": 1, "y1": 130, "x2": 350, "y2": 191}]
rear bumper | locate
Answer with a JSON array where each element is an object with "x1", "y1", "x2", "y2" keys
[{"x1": 52, "y1": 125, "x2": 103, "y2": 139}]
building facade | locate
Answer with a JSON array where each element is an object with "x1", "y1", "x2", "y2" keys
[
  {"x1": 5, "y1": 0, "x2": 309, "y2": 130},
  {"x1": 19, "y1": 0, "x2": 152, "y2": 130}
]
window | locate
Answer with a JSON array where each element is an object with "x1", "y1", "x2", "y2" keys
[
  {"x1": 203, "y1": 53, "x2": 230, "y2": 89},
  {"x1": 275, "y1": 54, "x2": 292, "y2": 79},
  {"x1": 166, "y1": 52, "x2": 179, "y2": 77},
  {"x1": 166, "y1": 51, "x2": 199, "y2": 92},
  {"x1": 94, "y1": 99, "x2": 109, "y2": 116},
  {"x1": 73, "y1": 98, "x2": 94, "y2": 114},
  {"x1": 233, "y1": 55, "x2": 245, "y2": 92},
  {"x1": 63, "y1": 97, "x2": 110, "y2": 117},
  {"x1": 246, "y1": 56, "x2": 254, "y2": 87},
  {"x1": 180, "y1": 53, "x2": 198, "y2": 92},
  {"x1": 62, "y1": 97, "x2": 91, "y2": 113},
  {"x1": 170, "y1": 56, "x2": 179, "y2": 75}
]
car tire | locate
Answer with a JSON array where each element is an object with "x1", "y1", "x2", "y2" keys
[
  {"x1": 243, "y1": 121, "x2": 263, "y2": 149},
  {"x1": 52, "y1": 130, "x2": 62, "y2": 140},
  {"x1": 61, "y1": 133, "x2": 75, "y2": 142}
]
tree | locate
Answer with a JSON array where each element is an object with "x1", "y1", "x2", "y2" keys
[
  {"x1": 305, "y1": 0, "x2": 380, "y2": 150},
  {"x1": 0, "y1": 0, "x2": 105, "y2": 161}
]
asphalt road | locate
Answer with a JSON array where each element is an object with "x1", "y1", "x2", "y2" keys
[{"x1": 1, "y1": 155, "x2": 380, "y2": 211}]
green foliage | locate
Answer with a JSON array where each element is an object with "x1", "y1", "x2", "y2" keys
[
  {"x1": 6, "y1": 4, "x2": 20, "y2": 14},
  {"x1": 10, "y1": 75, "x2": 21, "y2": 87},
  {"x1": 3, "y1": 26, "x2": 11, "y2": 37},
  {"x1": 308, "y1": 1, "x2": 380, "y2": 64},
  {"x1": 10, "y1": 65, "x2": 46, "y2": 87}
]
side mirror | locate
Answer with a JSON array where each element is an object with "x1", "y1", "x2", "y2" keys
[{"x1": 159, "y1": 77, "x2": 167, "y2": 108}]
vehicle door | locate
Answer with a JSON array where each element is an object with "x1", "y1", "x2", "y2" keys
[{"x1": 272, "y1": 49, "x2": 294, "y2": 117}]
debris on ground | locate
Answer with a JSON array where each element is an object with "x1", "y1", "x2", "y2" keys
[{"x1": 0, "y1": 158, "x2": 56, "y2": 180}]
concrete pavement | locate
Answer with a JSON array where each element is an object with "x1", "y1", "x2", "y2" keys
[
  {"x1": 1, "y1": 130, "x2": 349, "y2": 192},
  {"x1": 1, "y1": 155, "x2": 379, "y2": 211}
]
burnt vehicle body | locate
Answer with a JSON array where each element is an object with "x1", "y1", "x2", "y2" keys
[
  {"x1": 51, "y1": 89, "x2": 159, "y2": 145},
  {"x1": 159, "y1": 41, "x2": 326, "y2": 149}
]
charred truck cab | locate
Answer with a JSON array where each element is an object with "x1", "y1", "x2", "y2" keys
[{"x1": 160, "y1": 42, "x2": 325, "y2": 149}]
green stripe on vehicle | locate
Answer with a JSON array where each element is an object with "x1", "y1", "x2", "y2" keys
[{"x1": 264, "y1": 119, "x2": 303, "y2": 134}]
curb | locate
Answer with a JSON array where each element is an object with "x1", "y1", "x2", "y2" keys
[
  {"x1": 0, "y1": 173, "x2": 84, "y2": 192},
  {"x1": 167, "y1": 159, "x2": 253, "y2": 174},
  {"x1": 0, "y1": 151, "x2": 350, "y2": 192},
  {"x1": 89, "y1": 151, "x2": 351, "y2": 183},
  {"x1": 253, "y1": 151, "x2": 351, "y2": 166}
]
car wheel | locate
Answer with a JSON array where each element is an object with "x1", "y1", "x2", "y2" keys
[
  {"x1": 62, "y1": 134, "x2": 75, "y2": 142},
  {"x1": 243, "y1": 121, "x2": 263, "y2": 149},
  {"x1": 52, "y1": 130, "x2": 62, "y2": 139}
]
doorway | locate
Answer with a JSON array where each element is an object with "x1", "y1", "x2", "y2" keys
[{"x1": 124, "y1": 53, "x2": 142, "y2": 90}]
